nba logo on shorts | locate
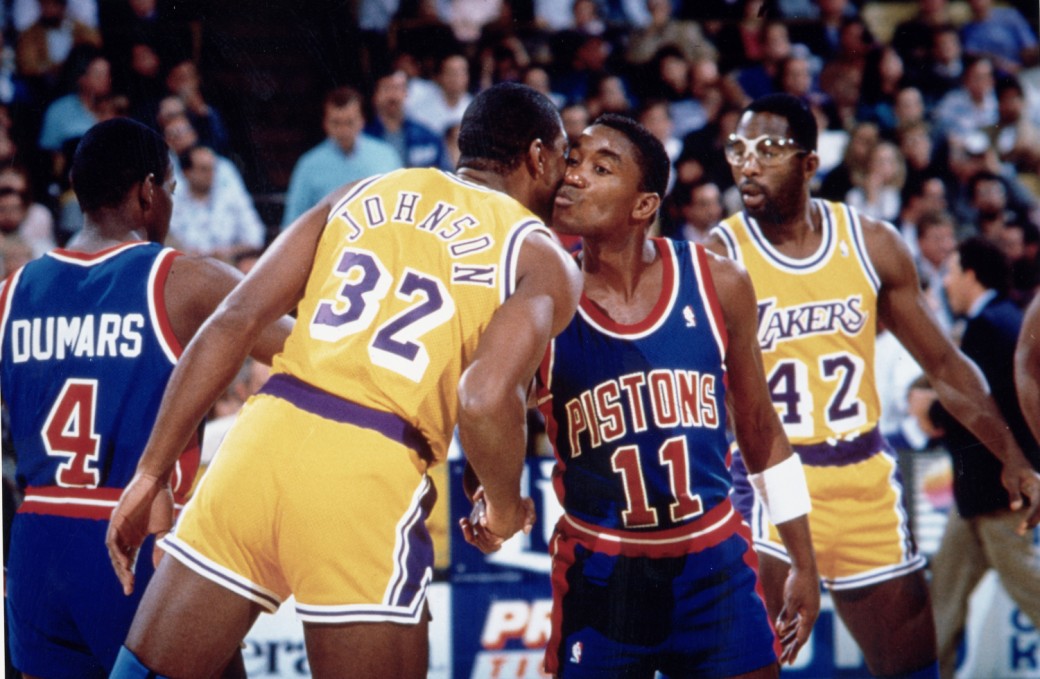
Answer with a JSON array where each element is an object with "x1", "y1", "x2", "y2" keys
[{"x1": 570, "y1": 641, "x2": 583, "y2": 664}]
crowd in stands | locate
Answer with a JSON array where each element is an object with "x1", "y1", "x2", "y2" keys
[{"x1": 1, "y1": 0, "x2": 1039, "y2": 415}]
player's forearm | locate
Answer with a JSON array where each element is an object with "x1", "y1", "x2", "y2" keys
[
  {"x1": 775, "y1": 516, "x2": 816, "y2": 574},
  {"x1": 457, "y1": 372, "x2": 527, "y2": 509}
]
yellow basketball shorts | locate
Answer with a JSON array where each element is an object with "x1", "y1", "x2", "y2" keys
[
  {"x1": 742, "y1": 428, "x2": 925, "y2": 590},
  {"x1": 162, "y1": 375, "x2": 437, "y2": 624}
]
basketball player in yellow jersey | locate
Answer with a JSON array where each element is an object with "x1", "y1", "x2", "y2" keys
[
  {"x1": 104, "y1": 83, "x2": 582, "y2": 679},
  {"x1": 707, "y1": 94, "x2": 1040, "y2": 679}
]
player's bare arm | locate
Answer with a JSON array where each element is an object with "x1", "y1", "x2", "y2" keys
[
  {"x1": 707, "y1": 251, "x2": 819, "y2": 665},
  {"x1": 458, "y1": 232, "x2": 581, "y2": 554},
  {"x1": 1015, "y1": 294, "x2": 1040, "y2": 446},
  {"x1": 863, "y1": 215, "x2": 1040, "y2": 530},
  {"x1": 106, "y1": 187, "x2": 347, "y2": 594}
]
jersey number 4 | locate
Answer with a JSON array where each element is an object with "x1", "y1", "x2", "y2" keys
[
  {"x1": 767, "y1": 352, "x2": 867, "y2": 438},
  {"x1": 310, "y1": 248, "x2": 455, "y2": 382},
  {"x1": 42, "y1": 379, "x2": 101, "y2": 487}
]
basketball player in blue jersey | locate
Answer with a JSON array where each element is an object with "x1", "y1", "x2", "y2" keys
[
  {"x1": 105, "y1": 83, "x2": 581, "y2": 679},
  {"x1": 707, "y1": 93, "x2": 1040, "y2": 678},
  {"x1": 526, "y1": 114, "x2": 819, "y2": 678},
  {"x1": 0, "y1": 118, "x2": 292, "y2": 678}
]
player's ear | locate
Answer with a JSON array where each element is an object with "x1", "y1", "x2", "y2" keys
[
  {"x1": 526, "y1": 138, "x2": 546, "y2": 178},
  {"x1": 803, "y1": 151, "x2": 820, "y2": 179},
  {"x1": 138, "y1": 173, "x2": 155, "y2": 209},
  {"x1": 632, "y1": 191, "x2": 661, "y2": 222}
]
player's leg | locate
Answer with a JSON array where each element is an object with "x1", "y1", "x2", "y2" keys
[
  {"x1": 116, "y1": 557, "x2": 264, "y2": 678},
  {"x1": 977, "y1": 510, "x2": 1040, "y2": 628},
  {"x1": 831, "y1": 571, "x2": 937, "y2": 677},
  {"x1": 303, "y1": 617, "x2": 430, "y2": 679},
  {"x1": 930, "y1": 509, "x2": 988, "y2": 679}
]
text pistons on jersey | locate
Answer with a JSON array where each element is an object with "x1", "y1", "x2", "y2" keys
[
  {"x1": 564, "y1": 369, "x2": 720, "y2": 457},
  {"x1": 756, "y1": 295, "x2": 868, "y2": 351},
  {"x1": 8, "y1": 313, "x2": 145, "y2": 363}
]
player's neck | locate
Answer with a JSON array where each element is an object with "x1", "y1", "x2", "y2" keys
[
  {"x1": 581, "y1": 234, "x2": 659, "y2": 316},
  {"x1": 72, "y1": 218, "x2": 148, "y2": 253},
  {"x1": 759, "y1": 199, "x2": 822, "y2": 255}
]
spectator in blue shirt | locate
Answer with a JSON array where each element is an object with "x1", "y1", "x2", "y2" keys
[
  {"x1": 364, "y1": 68, "x2": 449, "y2": 170},
  {"x1": 281, "y1": 85, "x2": 401, "y2": 227},
  {"x1": 960, "y1": 0, "x2": 1039, "y2": 75}
]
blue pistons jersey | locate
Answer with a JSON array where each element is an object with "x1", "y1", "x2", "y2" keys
[
  {"x1": 0, "y1": 241, "x2": 199, "y2": 513},
  {"x1": 536, "y1": 238, "x2": 731, "y2": 534}
]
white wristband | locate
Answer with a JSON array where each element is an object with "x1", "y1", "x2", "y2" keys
[{"x1": 748, "y1": 453, "x2": 812, "y2": 524}]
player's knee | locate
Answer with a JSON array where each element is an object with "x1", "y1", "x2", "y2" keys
[{"x1": 110, "y1": 645, "x2": 172, "y2": 679}]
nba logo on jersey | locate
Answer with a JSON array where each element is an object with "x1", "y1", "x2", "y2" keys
[
  {"x1": 570, "y1": 641, "x2": 583, "y2": 664},
  {"x1": 683, "y1": 305, "x2": 696, "y2": 327}
]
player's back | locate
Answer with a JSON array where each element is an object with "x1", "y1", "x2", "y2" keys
[
  {"x1": 714, "y1": 199, "x2": 881, "y2": 445},
  {"x1": 0, "y1": 241, "x2": 198, "y2": 509},
  {"x1": 274, "y1": 168, "x2": 550, "y2": 464}
]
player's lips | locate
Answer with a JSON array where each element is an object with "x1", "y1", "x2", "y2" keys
[
  {"x1": 554, "y1": 190, "x2": 578, "y2": 207},
  {"x1": 739, "y1": 182, "x2": 766, "y2": 206}
]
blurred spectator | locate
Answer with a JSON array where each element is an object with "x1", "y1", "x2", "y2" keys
[
  {"x1": 625, "y1": 0, "x2": 717, "y2": 65},
  {"x1": 0, "y1": 186, "x2": 55, "y2": 259},
  {"x1": 933, "y1": 56, "x2": 998, "y2": 147},
  {"x1": 898, "y1": 120, "x2": 954, "y2": 193},
  {"x1": 164, "y1": 58, "x2": 231, "y2": 156},
  {"x1": 709, "y1": 0, "x2": 766, "y2": 74},
  {"x1": 118, "y1": 38, "x2": 165, "y2": 129},
  {"x1": 776, "y1": 53, "x2": 840, "y2": 130},
  {"x1": 405, "y1": 51, "x2": 473, "y2": 135},
  {"x1": 915, "y1": 209, "x2": 958, "y2": 331},
  {"x1": 12, "y1": 0, "x2": 96, "y2": 31},
  {"x1": 988, "y1": 73, "x2": 1040, "y2": 174},
  {"x1": 14, "y1": 0, "x2": 101, "y2": 92},
  {"x1": 0, "y1": 233, "x2": 33, "y2": 277},
  {"x1": 845, "y1": 140, "x2": 905, "y2": 223},
  {"x1": 37, "y1": 46, "x2": 109, "y2": 155},
  {"x1": 999, "y1": 220, "x2": 1040, "y2": 306},
  {"x1": 898, "y1": 174, "x2": 951, "y2": 253},
  {"x1": 365, "y1": 68, "x2": 449, "y2": 170},
  {"x1": 584, "y1": 71, "x2": 631, "y2": 118},
  {"x1": 475, "y1": 33, "x2": 530, "y2": 90},
  {"x1": 678, "y1": 104, "x2": 741, "y2": 201},
  {"x1": 786, "y1": 0, "x2": 849, "y2": 61},
  {"x1": 892, "y1": 86, "x2": 926, "y2": 132},
  {"x1": 929, "y1": 236, "x2": 1040, "y2": 679},
  {"x1": 0, "y1": 164, "x2": 55, "y2": 257},
  {"x1": 662, "y1": 177, "x2": 722, "y2": 244},
  {"x1": 560, "y1": 100, "x2": 590, "y2": 143},
  {"x1": 169, "y1": 144, "x2": 266, "y2": 263},
  {"x1": 947, "y1": 133, "x2": 1037, "y2": 230},
  {"x1": 550, "y1": 32, "x2": 612, "y2": 106},
  {"x1": 959, "y1": 0, "x2": 1039, "y2": 75},
  {"x1": 911, "y1": 24, "x2": 962, "y2": 109},
  {"x1": 519, "y1": 65, "x2": 565, "y2": 109},
  {"x1": 891, "y1": 0, "x2": 953, "y2": 78},
  {"x1": 569, "y1": 0, "x2": 608, "y2": 37},
  {"x1": 817, "y1": 119, "x2": 877, "y2": 201},
  {"x1": 817, "y1": 58, "x2": 862, "y2": 132},
  {"x1": 967, "y1": 170, "x2": 1017, "y2": 241},
  {"x1": 282, "y1": 85, "x2": 401, "y2": 226},
  {"x1": 855, "y1": 45, "x2": 906, "y2": 137},
  {"x1": 636, "y1": 98, "x2": 679, "y2": 191},
  {"x1": 730, "y1": 19, "x2": 793, "y2": 100},
  {"x1": 444, "y1": 0, "x2": 502, "y2": 44}
]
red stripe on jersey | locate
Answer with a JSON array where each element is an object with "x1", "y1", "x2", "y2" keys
[
  {"x1": 578, "y1": 238, "x2": 675, "y2": 335},
  {"x1": 49, "y1": 241, "x2": 148, "y2": 262},
  {"x1": 19, "y1": 486, "x2": 122, "y2": 520},
  {"x1": 694, "y1": 243, "x2": 729, "y2": 353},
  {"x1": 151, "y1": 250, "x2": 184, "y2": 357},
  {"x1": 559, "y1": 498, "x2": 740, "y2": 558}
]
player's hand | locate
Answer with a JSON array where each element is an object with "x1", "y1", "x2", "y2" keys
[
  {"x1": 775, "y1": 563, "x2": 820, "y2": 665},
  {"x1": 106, "y1": 473, "x2": 174, "y2": 595},
  {"x1": 1001, "y1": 462, "x2": 1040, "y2": 533},
  {"x1": 458, "y1": 487, "x2": 535, "y2": 554}
]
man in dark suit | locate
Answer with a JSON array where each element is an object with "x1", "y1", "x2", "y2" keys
[{"x1": 924, "y1": 236, "x2": 1040, "y2": 679}]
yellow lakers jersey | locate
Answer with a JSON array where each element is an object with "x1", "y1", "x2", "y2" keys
[
  {"x1": 714, "y1": 200, "x2": 881, "y2": 445},
  {"x1": 273, "y1": 168, "x2": 551, "y2": 463}
]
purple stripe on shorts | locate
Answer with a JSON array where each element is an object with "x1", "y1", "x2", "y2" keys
[
  {"x1": 793, "y1": 427, "x2": 890, "y2": 466},
  {"x1": 259, "y1": 373, "x2": 433, "y2": 462}
]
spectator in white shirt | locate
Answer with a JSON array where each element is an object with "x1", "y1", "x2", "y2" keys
[
  {"x1": 405, "y1": 52, "x2": 473, "y2": 135},
  {"x1": 169, "y1": 144, "x2": 265, "y2": 263}
]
